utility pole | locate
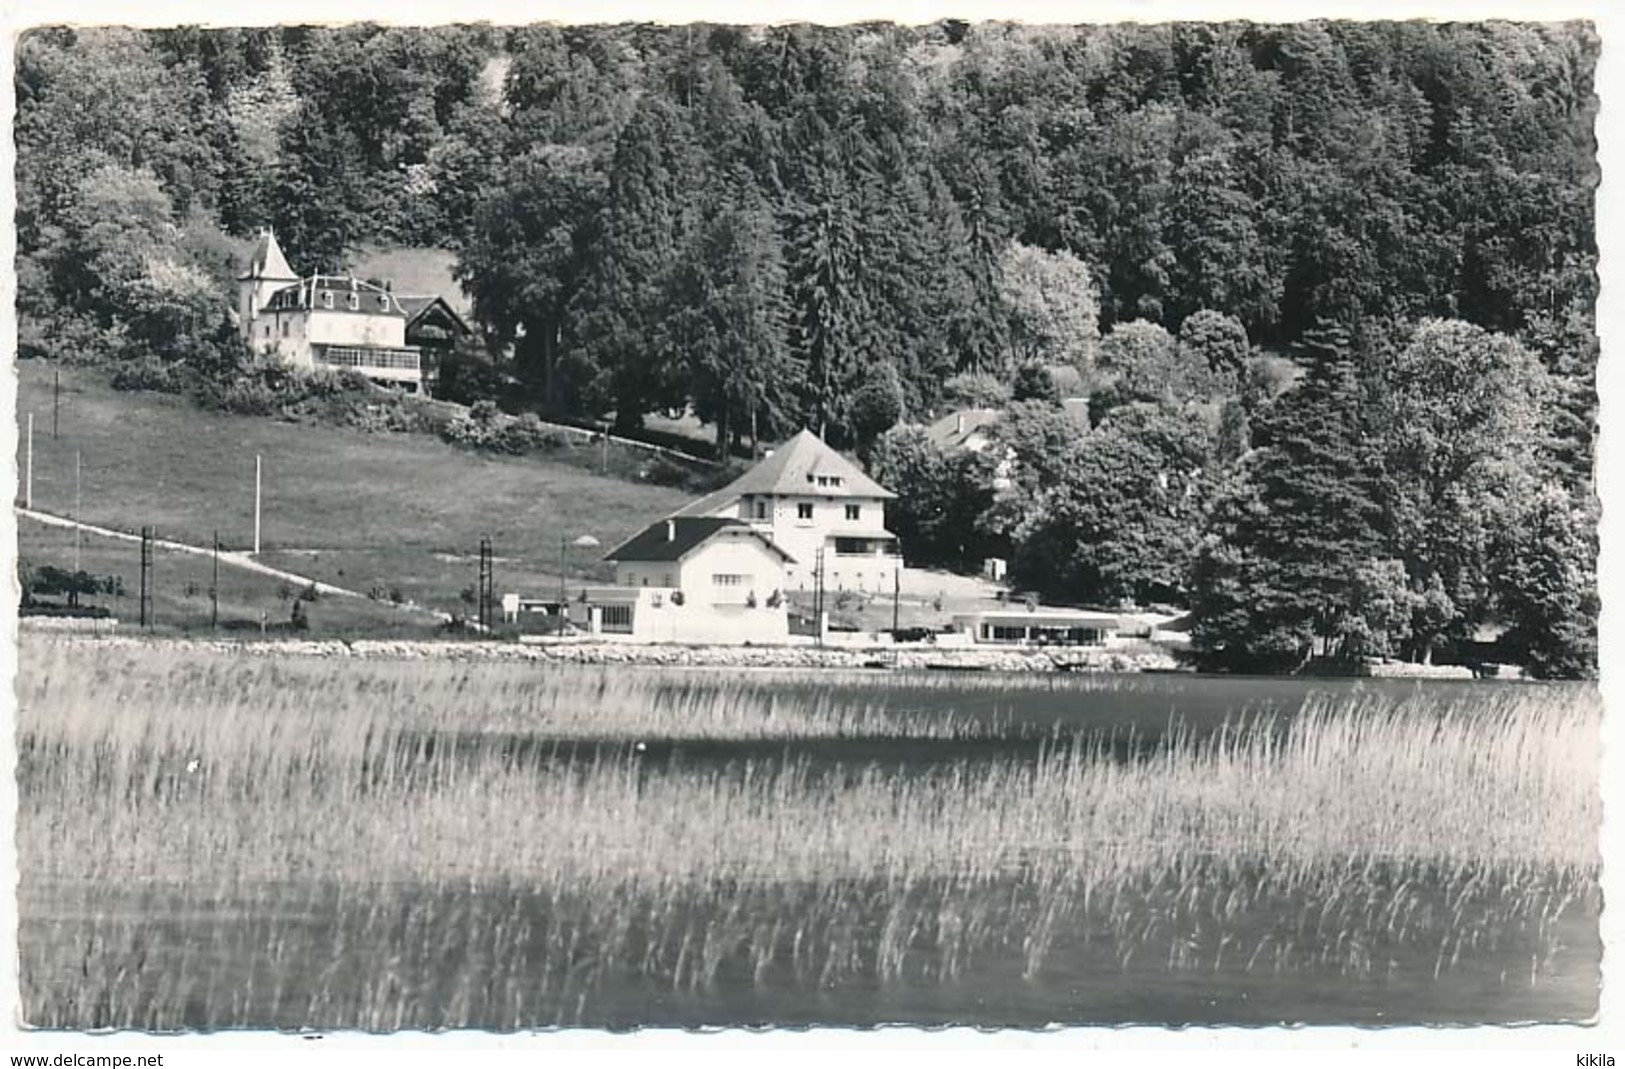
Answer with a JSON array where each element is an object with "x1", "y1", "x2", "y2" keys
[
  {"x1": 478, "y1": 535, "x2": 494, "y2": 632},
  {"x1": 74, "y1": 450, "x2": 82, "y2": 576},
  {"x1": 558, "y1": 533, "x2": 568, "y2": 635},
  {"x1": 814, "y1": 546, "x2": 825, "y2": 647},
  {"x1": 253, "y1": 454, "x2": 262, "y2": 555},
  {"x1": 892, "y1": 542, "x2": 902, "y2": 636},
  {"x1": 600, "y1": 423, "x2": 608, "y2": 475},
  {"x1": 211, "y1": 530, "x2": 220, "y2": 631},
  {"x1": 24, "y1": 413, "x2": 32, "y2": 509},
  {"x1": 53, "y1": 369, "x2": 60, "y2": 439},
  {"x1": 139, "y1": 525, "x2": 154, "y2": 629}
]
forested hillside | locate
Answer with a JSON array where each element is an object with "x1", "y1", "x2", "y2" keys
[{"x1": 16, "y1": 21, "x2": 1599, "y2": 675}]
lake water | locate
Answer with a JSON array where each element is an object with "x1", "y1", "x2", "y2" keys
[{"x1": 19, "y1": 664, "x2": 1601, "y2": 1030}]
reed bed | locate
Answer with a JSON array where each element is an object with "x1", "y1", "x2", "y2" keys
[{"x1": 16, "y1": 637, "x2": 1601, "y2": 1029}]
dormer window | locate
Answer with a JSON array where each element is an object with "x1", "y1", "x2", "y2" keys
[
  {"x1": 378, "y1": 294, "x2": 390, "y2": 311},
  {"x1": 347, "y1": 293, "x2": 360, "y2": 311},
  {"x1": 322, "y1": 292, "x2": 334, "y2": 310}
]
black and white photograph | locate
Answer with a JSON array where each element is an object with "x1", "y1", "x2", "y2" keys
[{"x1": 4, "y1": 0, "x2": 1612, "y2": 1049}]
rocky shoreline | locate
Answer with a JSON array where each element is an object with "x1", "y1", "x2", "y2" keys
[{"x1": 24, "y1": 628, "x2": 1184, "y2": 673}]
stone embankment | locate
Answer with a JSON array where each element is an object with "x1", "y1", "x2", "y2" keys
[{"x1": 24, "y1": 628, "x2": 1183, "y2": 673}]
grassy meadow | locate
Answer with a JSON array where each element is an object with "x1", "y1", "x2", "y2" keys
[
  {"x1": 18, "y1": 516, "x2": 442, "y2": 637},
  {"x1": 14, "y1": 361, "x2": 691, "y2": 613},
  {"x1": 16, "y1": 637, "x2": 1600, "y2": 1028}
]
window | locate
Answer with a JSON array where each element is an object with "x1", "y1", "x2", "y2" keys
[
  {"x1": 814, "y1": 475, "x2": 844, "y2": 488},
  {"x1": 641, "y1": 577, "x2": 648, "y2": 586},
  {"x1": 379, "y1": 294, "x2": 391, "y2": 311},
  {"x1": 322, "y1": 292, "x2": 334, "y2": 310},
  {"x1": 712, "y1": 574, "x2": 746, "y2": 587},
  {"x1": 754, "y1": 500, "x2": 769, "y2": 520},
  {"x1": 263, "y1": 325, "x2": 271, "y2": 337},
  {"x1": 845, "y1": 504, "x2": 861, "y2": 522},
  {"x1": 623, "y1": 574, "x2": 636, "y2": 587},
  {"x1": 347, "y1": 293, "x2": 360, "y2": 311},
  {"x1": 662, "y1": 573, "x2": 673, "y2": 587},
  {"x1": 797, "y1": 503, "x2": 814, "y2": 521},
  {"x1": 600, "y1": 604, "x2": 633, "y2": 632},
  {"x1": 281, "y1": 321, "x2": 290, "y2": 338}
]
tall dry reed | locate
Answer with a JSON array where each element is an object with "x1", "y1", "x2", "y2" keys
[{"x1": 16, "y1": 637, "x2": 1600, "y2": 1029}]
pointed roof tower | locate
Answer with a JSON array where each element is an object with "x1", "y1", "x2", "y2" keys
[
  {"x1": 673, "y1": 428, "x2": 895, "y2": 518},
  {"x1": 239, "y1": 228, "x2": 299, "y2": 282}
]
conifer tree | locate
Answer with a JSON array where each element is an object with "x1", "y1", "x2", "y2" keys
[{"x1": 1190, "y1": 322, "x2": 1392, "y2": 669}]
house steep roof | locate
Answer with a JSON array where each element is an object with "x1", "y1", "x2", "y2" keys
[
  {"x1": 240, "y1": 229, "x2": 298, "y2": 282},
  {"x1": 604, "y1": 516, "x2": 796, "y2": 564},
  {"x1": 264, "y1": 276, "x2": 409, "y2": 317},
  {"x1": 397, "y1": 294, "x2": 473, "y2": 337},
  {"x1": 925, "y1": 408, "x2": 1001, "y2": 452},
  {"x1": 674, "y1": 429, "x2": 894, "y2": 518}
]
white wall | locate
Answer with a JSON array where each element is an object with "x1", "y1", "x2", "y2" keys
[
  {"x1": 308, "y1": 309, "x2": 407, "y2": 349},
  {"x1": 573, "y1": 585, "x2": 791, "y2": 645},
  {"x1": 239, "y1": 277, "x2": 295, "y2": 344},
  {"x1": 614, "y1": 531, "x2": 787, "y2": 604},
  {"x1": 615, "y1": 562, "x2": 681, "y2": 588},
  {"x1": 677, "y1": 535, "x2": 786, "y2": 605},
  {"x1": 736, "y1": 493, "x2": 897, "y2": 593}
]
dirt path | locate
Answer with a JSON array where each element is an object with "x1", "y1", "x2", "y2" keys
[{"x1": 17, "y1": 506, "x2": 450, "y2": 621}]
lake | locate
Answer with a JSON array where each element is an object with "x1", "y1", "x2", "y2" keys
[{"x1": 16, "y1": 642, "x2": 1602, "y2": 1030}]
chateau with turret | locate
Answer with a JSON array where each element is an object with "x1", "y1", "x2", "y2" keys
[{"x1": 236, "y1": 229, "x2": 429, "y2": 392}]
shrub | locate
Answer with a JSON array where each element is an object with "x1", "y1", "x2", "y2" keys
[
  {"x1": 942, "y1": 371, "x2": 1011, "y2": 410},
  {"x1": 499, "y1": 412, "x2": 552, "y2": 455},
  {"x1": 1011, "y1": 363, "x2": 1061, "y2": 405},
  {"x1": 434, "y1": 347, "x2": 512, "y2": 407},
  {"x1": 111, "y1": 356, "x2": 189, "y2": 395}
]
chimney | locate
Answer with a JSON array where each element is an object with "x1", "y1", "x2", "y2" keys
[
  {"x1": 956, "y1": 412, "x2": 965, "y2": 435},
  {"x1": 666, "y1": 519, "x2": 676, "y2": 542}
]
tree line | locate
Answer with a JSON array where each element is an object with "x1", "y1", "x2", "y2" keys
[{"x1": 16, "y1": 21, "x2": 1599, "y2": 675}]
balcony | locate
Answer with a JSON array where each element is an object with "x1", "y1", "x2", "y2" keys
[
  {"x1": 833, "y1": 535, "x2": 900, "y2": 558},
  {"x1": 315, "y1": 345, "x2": 422, "y2": 384}
]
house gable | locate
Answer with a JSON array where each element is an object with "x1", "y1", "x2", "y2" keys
[
  {"x1": 672, "y1": 429, "x2": 895, "y2": 519},
  {"x1": 604, "y1": 517, "x2": 795, "y2": 566}
]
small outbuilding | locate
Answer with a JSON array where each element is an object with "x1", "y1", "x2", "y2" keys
[{"x1": 952, "y1": 607, "x2": 1123, "y2": 647}]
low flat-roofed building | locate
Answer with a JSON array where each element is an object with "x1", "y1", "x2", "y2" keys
[{"x1": 952, "y1": 607, "x2": 1123, "y2": 647}]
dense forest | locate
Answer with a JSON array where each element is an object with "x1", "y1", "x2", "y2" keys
[{"x1": 15, "y1": 21, "x2": 1600, "y2": 675}]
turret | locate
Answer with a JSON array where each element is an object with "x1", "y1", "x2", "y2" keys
[{"x1": 237, "y1": 228, "x2": 300, "y2": 343}]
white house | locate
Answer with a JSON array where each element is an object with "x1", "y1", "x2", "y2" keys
[
  {"x1": 566, "y1": 517, "x2": 794, "y2": 644},
  {"x1": 237, "y1": 229, "x2": 425, "y2": 391},
  {"x1": 672, "y1": 429, "x2": 899, "y2": 594}
]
